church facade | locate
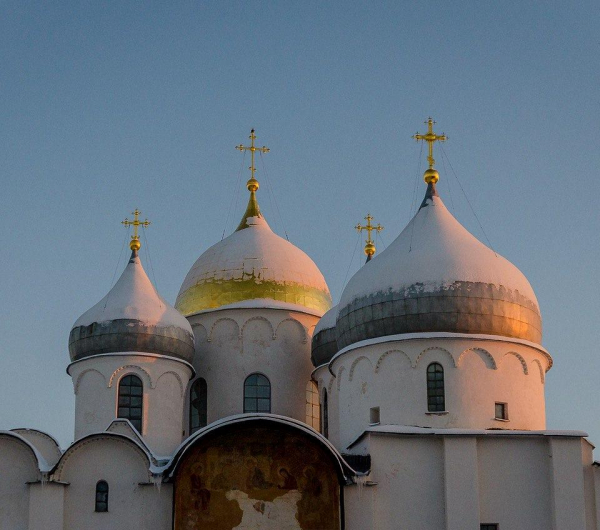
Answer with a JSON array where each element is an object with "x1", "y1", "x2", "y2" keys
[{"x1": 2, "y1": 125, "x2": 599, "y2": 530}]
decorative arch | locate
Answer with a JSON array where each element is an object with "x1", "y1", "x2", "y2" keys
[
  {"x1": 375, "y1": 349, "x2": 411, "y2": 373},
  {"x1": 348, "y1": 356, "x2": 373, "y2": 381},
  {"x1": 208, "y1": 318, "x2": 241, "y2": 342},
  {"x1": 52, "y1": 434, "x2": 151, "y2": 482},
  {"x1": 501, "y1": 351, "x2": 528, "y2": 375},
  {"x1": 241, "y1": 316, "x2": 275, "y2": 340},
  {"x1": 327, "y1": 376, "x2": 335, "y2": 395},
  {"x1": 74, "y1": 368, "x2": 107, "y2": 395},
  {"x1": 274, "y1": 318, "x2": 308, "y2": 343},
  {"x1": 191, "y1": 323, "x2": 208, "y2": 343},
  {"x1": 108, "y1": 365, "x2": 153, "y2": 389},
  {"x1": 531, "y1": 359, "x2": 545, "y2": 383},
  {"x1": 414, "y1": 346, "x2": 456, "y2": 368},
  {"x1": 156, "y1": 370, "x2": 185, "y2": 397},
  {"x1": 336, "y1": 366, "x2": 346, "y2": 391},
  {"x1": 0, "y1": 433, "x2": 44, "y2": 474},
  {"x1": 457, "y1": 347, "x2": 497, "y2": 370}
]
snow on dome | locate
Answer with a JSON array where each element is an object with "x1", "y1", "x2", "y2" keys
[
  {"x1": 69, "y1": 251, "x2": 195, "y2": 362},
  {"x1": 336, "y1": 183, "x2": 542, "y2": 350},
  {"x1": 314, "y1": 304, "x2": 338, "y2": 336},
  {"x1": 176, "y1": 210, "x2": 332, "y2": 317}
]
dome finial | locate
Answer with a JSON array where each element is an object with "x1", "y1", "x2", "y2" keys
[
  {"x1": 412, "y1": 117, "x2": 447, "y2": 184},
  {"x1": 235, "y1": 130, "x2": 271, "y2": 231},
  {"x1": 121, "y1": 209, "x2": 151, "y2": 253},
  {"x1": 236, "y1": 128, "x2": 270, "y2": 193},
  {"x1": 355, "y1": 213, "x2": 384, "y2": 262}
]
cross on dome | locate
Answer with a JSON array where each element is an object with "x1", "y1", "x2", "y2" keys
[
  {"x1": 412, "y1": 117, "x2": 447, "y2": 184},
  {"x1": 355, "y1": 213, "x2": 384, "y2": 261},
  {"x1": 121, "y1": 209, "x2": 151, "y2": 252},
  {"x1": 236, "y1": 129, "x2": 270, "y2": 192}
]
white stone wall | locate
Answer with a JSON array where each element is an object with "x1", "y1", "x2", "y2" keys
[
  {"x1": 53, "y1": 435, "x2": 171, "y2": 530},
  {"x1": 68, "y1": 353, "x2": 193, "y2": 455},
  {"x1": 0, "y1": 435, "x2": 40, "y2": 530},
  {"x1": 315, "y1": 335, "x2": 550, "y2": 449},
  {"x1": 344, "y1": 432, "x2": 597, "y2": 530},
  {"x1": 185, "y1": 307, "x2": 320, "y2": 430}
]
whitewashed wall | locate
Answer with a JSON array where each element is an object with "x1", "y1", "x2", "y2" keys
[
  {"x1": 186, "y1": 307, "x2": 320, "y2": 430},
  {"x1": 68, "y1": 354, "x2": 193, "y2": 455},
  {"x1": 0, "y1": 435, "x2": 40, "y2": 530},
  {"x1": 315, "y1": 335, "x2": 551, "y2": 449},
  {"x1": 344, "y1": 432, "x2": 596, "y2": 530}
]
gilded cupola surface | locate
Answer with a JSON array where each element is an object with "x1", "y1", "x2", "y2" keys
[{"x1": 176, "y1": 130, "x2": 332, "y2": 317}]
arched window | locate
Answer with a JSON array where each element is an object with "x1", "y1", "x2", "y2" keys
[
  {"x1": 95, "y1": 480, "x2": 108, "y2": 512},
  {"x1": 244, "y1": 373, "x2": 271, "y2": 413},
  {"x1": 118, "y1": 374, "x2": 143, "y2": 432},
  {"x1": 190, "y1": 378, "x2": 207, "y2": 433},
  {"x1": 322, "y1": 389, "x2": 329, "y2": 438},
  {"x1": 305, "y1": 380, "x2": 320, "y2": 431},
  {"x1": 427, "y1": 363, "x2": 445, "y2": 412}
]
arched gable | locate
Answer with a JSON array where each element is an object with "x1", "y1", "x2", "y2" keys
[
  {"x1": 52, "y1": 433, "x2": 151, "y2": 482},
  {"x1": 10, "y1": 428, "x2": 62, "y2": 467},
  {"x1": 167, "y1": 415, "x2": 353, "y2": 530}
]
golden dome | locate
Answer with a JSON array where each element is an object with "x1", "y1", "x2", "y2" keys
[{"x1": 176, "y1": 193, "x2": 332, "y2": 317}]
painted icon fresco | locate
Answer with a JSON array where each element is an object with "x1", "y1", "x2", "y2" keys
[{"x1": 173, "y1": 422, "x2": 341, "y2": 529}]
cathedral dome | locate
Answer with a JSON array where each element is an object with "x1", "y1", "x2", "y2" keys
[
  {"x1": 175, "y1": 177, "x2": 332, "y2": 317},
  {"x1": 311, "y1": 304, "x2": 339, "y2": 367},
  {"x1": 336, "y1": 182, "x2": 542, "y2": 350},
  {"x1": 69, "y1": 249, "x2": 195, "y2": 363}
]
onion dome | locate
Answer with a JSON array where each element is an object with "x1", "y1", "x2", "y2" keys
[
  {"x1": 69, "y1": 212, "x2": 195, "y2": 363},
  {"x1": 336, "y1": 120, "x2": 542, "y2": 350},
  {"x1": 176, "y1": 130, "x2": 332, "y2": 317},
  {"x1": 311, "y1": 305, "x2": 339, "y2": 367}
]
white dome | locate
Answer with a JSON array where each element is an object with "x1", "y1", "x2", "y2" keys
[
  {"x1": 176, "y1": 197, "x2": 332, "y2": 316},
  {"x1": 69, "y1": 251, "x2": 194, "y2": 362},
  {"x1": 336, "y1": 184, "x2": 542, "y2": 348}
]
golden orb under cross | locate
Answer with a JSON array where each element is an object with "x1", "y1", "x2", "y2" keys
[
  {"x1": 412, "y1": 117, "x2": 447, "y2": 184},
  {"x1": 356, "y1": 214, "x2": 384, "y2": 261},
  {"x1": 122, "y1": 209, "x2": 151, "y2": 252},
  {"x1": 236, "y1": 129, "x2": 270, "y2": 192}
]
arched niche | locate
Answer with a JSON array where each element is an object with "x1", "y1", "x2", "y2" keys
[{"x1": 172, "y1": 418, "x2": 349, "y2": 529}]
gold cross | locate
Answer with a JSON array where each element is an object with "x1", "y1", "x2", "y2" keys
[
  {"x1": 356, "y1": 214, "x2": 383, "y2": 259},
  {"x1": 412, "y1": 117, "x2": 447, "y2": 170},
  {"x1": 121, "y1": 209, "x2": 150, "y2": 252},
  {"x1": 236, "y1": 129, "x2": 270, "y2": 191}
]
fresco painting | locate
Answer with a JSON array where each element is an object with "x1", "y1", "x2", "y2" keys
[{"x1": 174, "y1": 423, "x2": 341, "y2": 530}]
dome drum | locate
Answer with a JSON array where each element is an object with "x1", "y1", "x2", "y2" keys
[
  {"x1": 69, "y1": 319, "x2": 195, "y2": 362},
  {"x1": 336, "y1": 280, "x2": 542, "y2": 350}
]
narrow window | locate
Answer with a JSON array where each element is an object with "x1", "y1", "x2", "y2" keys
[
  {"x1": 427, "y1": 363, "x2": 445, "y2": 412},
  {"x1": 305, "y1": 380, "x2": 320, "y2": 431},
  {"x1": 190, "y1": 378, "x2": 208, "y2": 433},
  {"x1": 95, "y1": 480, "x2": 108, "y2": 512},
  {"x1": 118, "y1": 374, "x2": 143, "y2": 432},
  {"x1": 370, "y1": 406, "x2": 380, "y2": 425},
  {"x1": 480, "y1": 525, "x2": 499, "y2": 530},
  {"x1": 495, "y1": 402, "x2": 508, "y2": 421},
  {"x1": 322, "y1": 389, "x2": 329, "y2": 438},
  {"x1": 244, "y1": 373, "x2": 271, "y2": 413}
]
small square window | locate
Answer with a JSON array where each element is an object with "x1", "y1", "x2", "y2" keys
[
  {"x1": 480, "y1": 524, "x2": 499, "y2": 530},
  {"x1": 370, "y1": 407, "x2": 380, "y2": 425},
  {"x1": 494, "y1": 402, "x2": 508, "y2": 421}
]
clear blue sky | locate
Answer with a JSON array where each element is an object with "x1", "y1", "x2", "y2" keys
[{"x1": 0, "y1": 1, "x2": 598, "y2": 449}]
